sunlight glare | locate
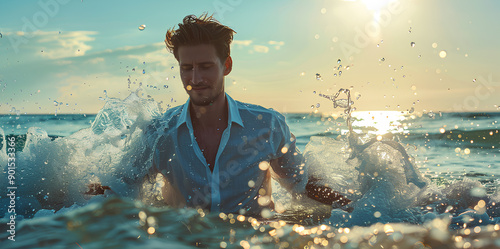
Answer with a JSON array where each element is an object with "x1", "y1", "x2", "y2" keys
[
  {"x1": 360, "y1": 0, "x2": 394, "y2": 11},
  {"x1": 351, "y1": 111, "x2": 407, "y2": 135}
]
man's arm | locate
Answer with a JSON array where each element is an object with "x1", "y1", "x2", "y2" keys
[{"x1": 270, "y1": 132, "x2": 351, "y2": 208}]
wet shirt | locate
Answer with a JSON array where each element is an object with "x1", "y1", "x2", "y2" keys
[{"x1": 149, "y1": 93, "x2": 307, "y2": 214}]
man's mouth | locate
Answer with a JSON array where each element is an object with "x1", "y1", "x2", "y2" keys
[{"x1": 189, "y1": 85, "x2": 209, "y2": 91}]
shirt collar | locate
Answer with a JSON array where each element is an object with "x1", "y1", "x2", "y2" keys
[{"x1": 176, "y1": 93, "x2": 244, "y2": 129}]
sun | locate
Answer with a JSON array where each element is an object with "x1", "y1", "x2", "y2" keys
[{"x1": 360, "y1": 0, "x2": 395, "y2": 11}]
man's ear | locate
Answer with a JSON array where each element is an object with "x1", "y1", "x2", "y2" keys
[{"x1": 223, "y1": 56, "x2": 232, "y2": 76}]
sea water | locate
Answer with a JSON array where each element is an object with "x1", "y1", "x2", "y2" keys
[{"x1": 0, "y1": 92, "x2": 499, "y2": 248}]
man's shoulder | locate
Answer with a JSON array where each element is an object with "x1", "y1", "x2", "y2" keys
[
  {"x1": 233, "y1": 99, "x2": 285, "y2": 121},
  {"x1": 162, "y1": 104, "x2": 184, "y2": 120},
  {"x1": 145, "y1": 105, "x2": 184, "y2": 134}
]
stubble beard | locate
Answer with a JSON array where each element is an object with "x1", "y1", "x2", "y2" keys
[{"x1": 189, "y1": 87, "x2": 224, "y2": 107}]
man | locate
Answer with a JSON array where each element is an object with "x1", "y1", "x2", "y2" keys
[{"x1": 146, "y1": 14, "x2": 349, "y2": 215}]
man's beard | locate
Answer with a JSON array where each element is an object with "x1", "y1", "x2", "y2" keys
[{"x1": 189, "y1": 88, "x2": 224, "y2": 106}]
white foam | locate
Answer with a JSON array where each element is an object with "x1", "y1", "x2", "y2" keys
[
  {"x1": 0, "y1": 92, "x2": 163, "y2": 217},
  {"x1": 301, "y1": 135, "x2": 498, "y2": 227}
]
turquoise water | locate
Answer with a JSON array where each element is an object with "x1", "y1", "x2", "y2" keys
[{"x1": 1, "y1": 93, "x2": 500, "y2": 248}]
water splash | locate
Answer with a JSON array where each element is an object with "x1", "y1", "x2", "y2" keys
[
  {"x1": 319, "y1": 88, "x2": 355, "y2": 133},
  {"x1": 313, "y1": 88, "x2": 432, "y2": 226}
]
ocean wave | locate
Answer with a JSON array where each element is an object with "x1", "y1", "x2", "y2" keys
[{"x1": 401, "y1": 129, "x2": 499, "y2": 148}]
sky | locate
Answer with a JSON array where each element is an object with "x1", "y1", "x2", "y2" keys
[{"x1": 0, "y1": 0, "x2": 499, "y2": 114}]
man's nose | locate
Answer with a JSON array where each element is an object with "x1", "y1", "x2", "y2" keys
[{"x1": 190, "y1": 67, "x2": 203, "y2": 84}]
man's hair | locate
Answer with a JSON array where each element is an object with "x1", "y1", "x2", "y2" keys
[{"x1": 165, "y1": 13, "x2": 236, "y2": 62}]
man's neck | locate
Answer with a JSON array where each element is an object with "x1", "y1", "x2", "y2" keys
[{"x1": 190, "y1": 93, "x2": 228, "y2": 129}]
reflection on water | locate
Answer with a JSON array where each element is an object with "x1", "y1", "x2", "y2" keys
[{"x1": 351, "y1": 111, "x2": 408, "y2": 135}]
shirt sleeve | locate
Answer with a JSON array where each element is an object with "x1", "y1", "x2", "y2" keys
[{"x1": 269, "y1": 112, "x2": 308, "y2": 194}]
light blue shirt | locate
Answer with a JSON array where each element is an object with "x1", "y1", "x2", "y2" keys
[{"x1": 148, "y1": 93, "x2": 307, "y2": 214}]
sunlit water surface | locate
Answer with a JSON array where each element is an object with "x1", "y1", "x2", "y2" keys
[{"x1": 0, "y1": 92, "x2": 499, "y2": 248}]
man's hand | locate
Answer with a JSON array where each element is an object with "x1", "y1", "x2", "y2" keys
[
  {"x1": 85, "y1": 183, "x2": 111, "y2": 195},
  {"x1": 305, "y1": 178, "x2": 351, "y2": 207}
]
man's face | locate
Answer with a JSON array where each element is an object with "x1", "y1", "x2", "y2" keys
[{"x1": 178, "y1": 44, "x2": 232, "y2": 106}]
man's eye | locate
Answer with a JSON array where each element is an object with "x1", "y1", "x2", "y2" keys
[{"x1": 181, "y1": 66, "x2": 192, "y2": 71}]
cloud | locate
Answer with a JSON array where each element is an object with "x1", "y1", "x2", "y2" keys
[
  {"x1": 268, "y1": 40, "x2": 285, "y2": 50},
  {"x1": 232, "y1": 40, "x2": 281, "y2": 53},
  {"x1": 232, "y1": 40, "x2": 253, "y2": 46},
  {"x1": 55, "y1": 60, "x2": 72, "y2": 65},
  {"x1": 122, "y1": 42, "x2": 171, "y2": 66},
  {"x1": 253, "y1": 45, "x2": 269, "y2": 53},
  {"x1": 88, "y1": 57, "x2": 104, "y2": 64},
  {"x1": 32, "y1": 31, "x2": 98, "y2": 59}
]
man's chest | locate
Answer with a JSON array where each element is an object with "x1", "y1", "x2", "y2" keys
[
  {"x1": 159, "y1": 125, "x2": 277, "y2": 171},
  {"x1": 194, "y1": 129, "x2": 224, "y2": 165}
]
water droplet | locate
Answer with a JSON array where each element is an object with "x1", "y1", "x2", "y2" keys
[
  {"x1": 337, "y1": 59, "x2": 341, "y2": 64},
  {"x1": 313, "y1": 91, "x2": 316, "y2": 94},
  {"x1": 314, "y1": 34, "x2": 320, "y2": 39},
  {"x1": 138, "y1": 24, "x2": 146, "y2": 31},
  {"x1": 142, "y1": 69, "x2": 146, "y2": 74},
  {"x1": 472, "y1": 79, "x2": 476, "y2": 82},
  {"x1": 338, "y1": 71, "x2": 342, "y2": 76},
  {"x1": 316, "y1": 103, "x2": 320, "y2": 108},
  {"x1": 380, "y1": 58, "x2": 385, "y2": 62},
  {"x1": 409, "y1": 107, "x2": 415, "y2": 113},
  {"x1": 411, "y1": 42, "x2": 415, "y2": 47},
  {"x1": 53, "y1": 101, "x2": 58, "y2": 106},
  {"x1": 439, "y1": 50, "x2": 447, "y2": 58},
  {"x1": 0, "y1": 33, "x2": 3, "y2": 38},
  {"x1": 408, "y1": 27, "x2": 412, "y2": 33},
  {"x1": 334, "y1": 99, "x2": 350, "y2": 108},
  {"x1": 334, "y1": 73, "x2": 337, "y2": 77},
  {"x1": 315, "y1": 73, "x2": 322, "y2": 80},
  {"x1": 432, "y1": 42, "x2": 438, "y2": 48}
]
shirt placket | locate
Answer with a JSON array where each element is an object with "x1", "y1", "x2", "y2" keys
[{"x1": 210, "y1": 123, "x2": 232, "y2": 212}]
